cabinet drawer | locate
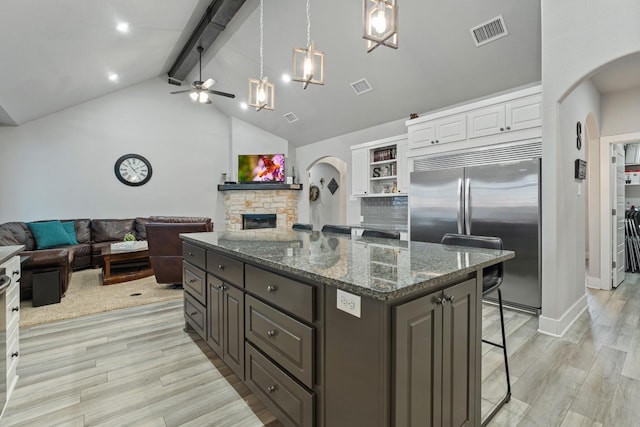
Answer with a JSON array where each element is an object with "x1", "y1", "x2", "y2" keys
[
  {"x1": 183, "y1": 262, "x2": 206, "y2": 305},
  {"x1": 246, "y1": 265, "x2": 314, "y2": 322},
  {"x1": 207, "y1": 251, "x2": 243, "y2": 287},
  {"x1": 183, "y1": 242, "x2": 206, "y2": 270},
  {"x1": 245, "y1": 343, "x2": 314, "y2": 427},
  {"x1": 184, "y1": 292, "x2": 206, "y2": 340},
  {"x1": 246, "y1": 296, "x2": 314, "y2": 388},
  {"x1": 2, "y1": 256, "x2": 21, "y2": 283}
]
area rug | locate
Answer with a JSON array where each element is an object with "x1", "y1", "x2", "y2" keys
[{"x1": 20, "y1": 269, "x2": 183, "y2": 327}]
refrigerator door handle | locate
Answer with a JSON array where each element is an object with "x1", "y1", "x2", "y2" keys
[
  {"x1": 457, "y1": 178, "x2": 463, "y2": 234},
  {"x1": 464, "y1": 178, "x2": 471, "y2": 235}
]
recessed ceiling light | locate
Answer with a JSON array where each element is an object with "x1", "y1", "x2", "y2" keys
[
  {"x1": 240, "y1": 102, "x2": 248, "y2": 110},
  {"x1": 281, "y1": 74, "x2": 291, "y2": 83},
  {"x1": 108, "y1": 73, "x2": 119, "y2": 82},
  {"x1": 116, "y1": 22, "x2": 129, "y2": 33}
]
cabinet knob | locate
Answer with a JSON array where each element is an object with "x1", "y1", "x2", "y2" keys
[
  {"x1": 431, "y1": 141, "x2": 435, "y2": 144},
  {"x1": 500, "y1": 127, "x2": 504, "y2": 132},
  {"x1": 12, "y1": 306, "x2": 19, "y2": 312},
  {"x1": 11, "y1": 351, "x2": 18, "y2": 358},
  {"x1": 218, "y1": 264, "x2": 225, "y2": 270},
  {"x1": 216, "y1": 284, "x2": 224, "y2": 290},
  {"x1": 267, "y1": 285, "x2": 278, "y2": 293},
  {"x1": 267, "y1": 330, "x2": 278, "y2": 338},
  {"x1": 445, "y1": 294, "x2": 455, "y2": 303},
  {"x1": 188, "y1": 252, "x2": 194, "y2": 256},
  {"x1": 267, "y1": 385, "x2": 277, "y2": 393},
  {"x1": 436, "y1": 140, "x2": 439, "y2": 143},
  {"x1": 506, "y1": 126, "x2": 511, "y2": 131},
  {"x1": 434, "y1": 296, "x2": 444, "y2": 305}
]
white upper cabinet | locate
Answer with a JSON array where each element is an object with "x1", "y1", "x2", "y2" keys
[
  {"x1": 351, "y1": 135, "x2": 408, "y2": 197},
  {"x1": 468, "y1": 93, "x2": 541, "y2": 138},
  {"x1": 396, "y1": 139, "x2": 409, "y2": 193},
  {"x1": 351, "y1": 148, "x2": 369, "y2": 196},
  {"x1": 407, "y1": 113, "x2": 466, "y2": 150},
  {"x1": 406, "y1": 85, "x2": 542, "y2": 157}
]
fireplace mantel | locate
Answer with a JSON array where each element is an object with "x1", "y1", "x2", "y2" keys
[{"x1": 218, "y1": 183, "x2": 302, "y2": 191}]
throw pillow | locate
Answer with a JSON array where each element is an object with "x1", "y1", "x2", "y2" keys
[
  {"x1": 27, "y1": 220, "x2": 73, "y2": 249},
  {"x1": 61, "y1": 221, "x2": 79, "y2": 245}
]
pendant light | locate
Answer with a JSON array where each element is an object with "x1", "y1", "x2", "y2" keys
[
  {"x1": 248, "y1": 0, "x2": 274, "y2": 111},
  {"x1": 363, "y1": 0, "x2": 398, "y2": 53},
  {"x1": 292, "y1": 0, "x2": 325, "y2": 89}
]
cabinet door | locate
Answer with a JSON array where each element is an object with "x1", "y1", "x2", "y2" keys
[
  {"x1": 506, "y1": 94, "x2": 541, "y2": 131},
  {"x1": 351, "y1": 148, "x2": 369, "y2": 195},
  {"x1": 393, "y1": 291, "x2": 443, "y2": 427},
  {"x1": 223, "y1": 283, "x2": 245, "y2": 380},
  {"x1": 396, "y1": 139, "x2": 409, "y2": 193},
  {"x1": 441, "y1": 279, "x2": 477, "y2": 427},
  {"x1": 437, "y1": 113, "x2": 467, "y2": 144},
  {"x1": 408, "y1": 120, "x2": 437, "y2": 150},
  {"x1": 467, "y1": 104, "x2": 505, "y2": 138},
  {"x1": 207, "y1": 275, "x2": 224, "y2": 357}
]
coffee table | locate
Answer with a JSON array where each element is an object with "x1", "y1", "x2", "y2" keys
[{"x1": 101, "y1": 241, "x2": 154, "y2": 285}]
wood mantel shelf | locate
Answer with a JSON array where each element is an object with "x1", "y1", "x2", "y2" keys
[{"x1": 217, "y1": 183, "x2": 303, "y2": 191}]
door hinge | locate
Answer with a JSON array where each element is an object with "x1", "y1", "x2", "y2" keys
[
  {"x1": 612, "y1": 209, "x2": 617, "y2": 216},
  {"x1": 613, "y1": 261, "x2": 617, "y2": 268},
  {"x1": 612, "y1": 156, "x2": 617, "y2": 163}
]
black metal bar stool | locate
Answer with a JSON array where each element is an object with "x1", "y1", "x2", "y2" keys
[
  {"x1": 361, "y1": 229, "x2": 400, "y2": 239},
  {"x1": 440, "y1": 233, "x2": 511, "y2": 426},
  {"x1": 292, "y1": 223, "x2": 313, "y2": 231},
  {"x1": 321, "y1": 224, "x2": 352, "y2": 235}
]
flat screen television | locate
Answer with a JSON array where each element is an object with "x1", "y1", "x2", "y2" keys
[{"x1": 238, "y1": 154, "x2": 285, "y2": 183}]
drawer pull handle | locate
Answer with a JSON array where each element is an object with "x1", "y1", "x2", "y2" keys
[
  {"x1": 267, "y1": 330, "x2": 278, "y2": 338},
  {"x1": 189, "y1": 278, "x2": 198, "y2": 284},
  {"x1": 218, "y1": 264, "x2": 225, "y2": 270},
  {"x1": 445, "y1": 294, "x2": 455, "y2": 303},
  {"x1": 267, "y1": 385, "x2": 277, "y2": 393},
  {"x1": 11, "y1": 306, "x2": 19, "y2": 312},
  {"x1": 12, "y1": 270, "x2": 19, "y2": 276},
  {"x1": 11, "y1": 352, "x2": 18, "y2": 358},
  {"x1": 267, "y1": 285, "x2": 278, "y2": 293},
  {"x1": 190, "y1": 311, "x2": 198, "y2": 316}
]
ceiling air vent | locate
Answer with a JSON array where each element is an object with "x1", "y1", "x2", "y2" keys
[
  {"x1": 470, "y1": 15, "x2": 508, "y2": 47},
  {"x1": 283, "y1": 112, "x2": 299, "y2": 123},
  {"x1": 350, "y1": 78, "x2": 373, "y2": 95}
]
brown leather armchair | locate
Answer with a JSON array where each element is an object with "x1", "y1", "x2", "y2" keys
[{"x1": 146, "y1": 222, "x2": 212, "y2": 285}]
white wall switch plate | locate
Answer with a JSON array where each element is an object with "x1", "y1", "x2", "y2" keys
[{"x1": 337, "y1": 289, "x2": 361, "y2": 318}]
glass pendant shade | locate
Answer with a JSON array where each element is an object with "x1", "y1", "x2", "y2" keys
[
  {"x1": 189, "y1": 92, "x2": 198, "y2": 102},
  {"x1": 248, "y1": 77, "x2": 275, "y2": 111},
  {"x1": 363, "y1": 0, "x2": 398, "y2": 52},
  {"x1": 292, "y1": 41, "x2": 325, "y2": 89}
]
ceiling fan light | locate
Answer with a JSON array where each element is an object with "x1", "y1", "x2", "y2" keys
[
  {"x1": 198, "y1": 91, "x2": 209, "y2": 103},
  {"x1": 189, "y1": 92, "x2": 199, "y2": 102},
  {"x1": 363, "y1": 0, "x2": 398, "y2": 52}
]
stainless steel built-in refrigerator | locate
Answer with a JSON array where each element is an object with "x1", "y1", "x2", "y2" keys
[{"x1": 410, "y1": 159, "x2": 541, "y2": 312}]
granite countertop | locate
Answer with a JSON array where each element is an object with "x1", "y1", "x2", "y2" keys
[
  {"x1": 181, "y1": 230, "x2": 514, "y2": 301},
  {"x1": 0, "y1": 245, "x2": 25, "y2": 265}
]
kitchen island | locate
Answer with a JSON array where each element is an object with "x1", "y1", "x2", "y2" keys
[{"x1": 180, "y1": 229, "x2": 513, "y2": 427}]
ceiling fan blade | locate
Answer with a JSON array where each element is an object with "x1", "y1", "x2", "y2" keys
[
  {"x1": 209, "y1": 90, "x2": 236, "y2": 99},
  {"x1": 170, "y1": 90, "x2": 191, "y2": 94},
  {"x1": 202, "y1": 78, "x2": 215, "y2": 89}
]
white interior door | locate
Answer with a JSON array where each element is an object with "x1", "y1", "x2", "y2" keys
[{"x1": 613, "y1": 144, "x2": 626, "y2": 287}]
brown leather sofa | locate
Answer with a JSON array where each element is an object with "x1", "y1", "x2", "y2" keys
[
  {"x1": 146, "y1": 222, "x2": 213, "y2": 285},
  {"x1": 0, "y1": 216, "x2": 212, "y2": 300}
]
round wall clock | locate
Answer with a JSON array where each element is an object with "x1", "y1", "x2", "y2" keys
[{"x1": 114, "y1": 154, "x2": 152, "y2": 186}]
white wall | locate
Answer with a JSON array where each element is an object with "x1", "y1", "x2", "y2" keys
[
  {"x1": 295, "y1": 118, "x2": 406, "y2": 225},
  {"x1": 0, "y1": 77, "x2": 230, "y2": 226},
  {"x1": 541, "y1": 0, "x2": 640, "y2": 335},
  {"x1": 230, "y1": 117, "x2": 290, "y2": 181},
  {"x1": 308, "y1": 163, "x2": 341, "y2": 229},
  {"x1": 601, "y1": 87, "x2": 640, "y2": 136}
]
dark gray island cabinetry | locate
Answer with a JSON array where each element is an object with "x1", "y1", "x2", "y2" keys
[{"x1": 180, "y1": 230, "x2": 513, "y2": 427}]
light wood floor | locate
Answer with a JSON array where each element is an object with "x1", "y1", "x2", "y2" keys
[{"x1": 4, "y1": 275, "x2": 640, "y2": 426}]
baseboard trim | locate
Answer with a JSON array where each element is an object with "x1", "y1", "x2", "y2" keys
[
  {"x1": 586, "y1": 275, "x2": 601, "y2": 289},
  {"x1": 538, "y1": 294, "x2": 588, "y2": 337}
]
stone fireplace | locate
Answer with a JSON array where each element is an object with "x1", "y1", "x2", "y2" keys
[{"x1": 222, "y1": 189, "x2": 299, "y2": 231}]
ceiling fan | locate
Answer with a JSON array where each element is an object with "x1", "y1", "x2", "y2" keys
[{"x1": 170, "y1": 46, "x2": 235, "y2": 104}]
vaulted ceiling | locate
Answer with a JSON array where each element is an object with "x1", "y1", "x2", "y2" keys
[{"x1": 0, "y1": 0, "x2": 546, "y2": 147}]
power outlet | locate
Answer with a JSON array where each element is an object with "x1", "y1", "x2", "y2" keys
[{"x1": 336, "y1": 289, "x2": 361, "y2": 318}]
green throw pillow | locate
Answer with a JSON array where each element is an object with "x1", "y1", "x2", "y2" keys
[
  {"x1": 61, "y1": 221, "x2": 79, "y2": 245},
  {"x1": 27, "y1": 220, "x2": 74, "y2": 249}
]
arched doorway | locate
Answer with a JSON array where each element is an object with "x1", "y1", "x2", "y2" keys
[{"x1": 305, "y1": 157, "x2": 347, "y2": 230}]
